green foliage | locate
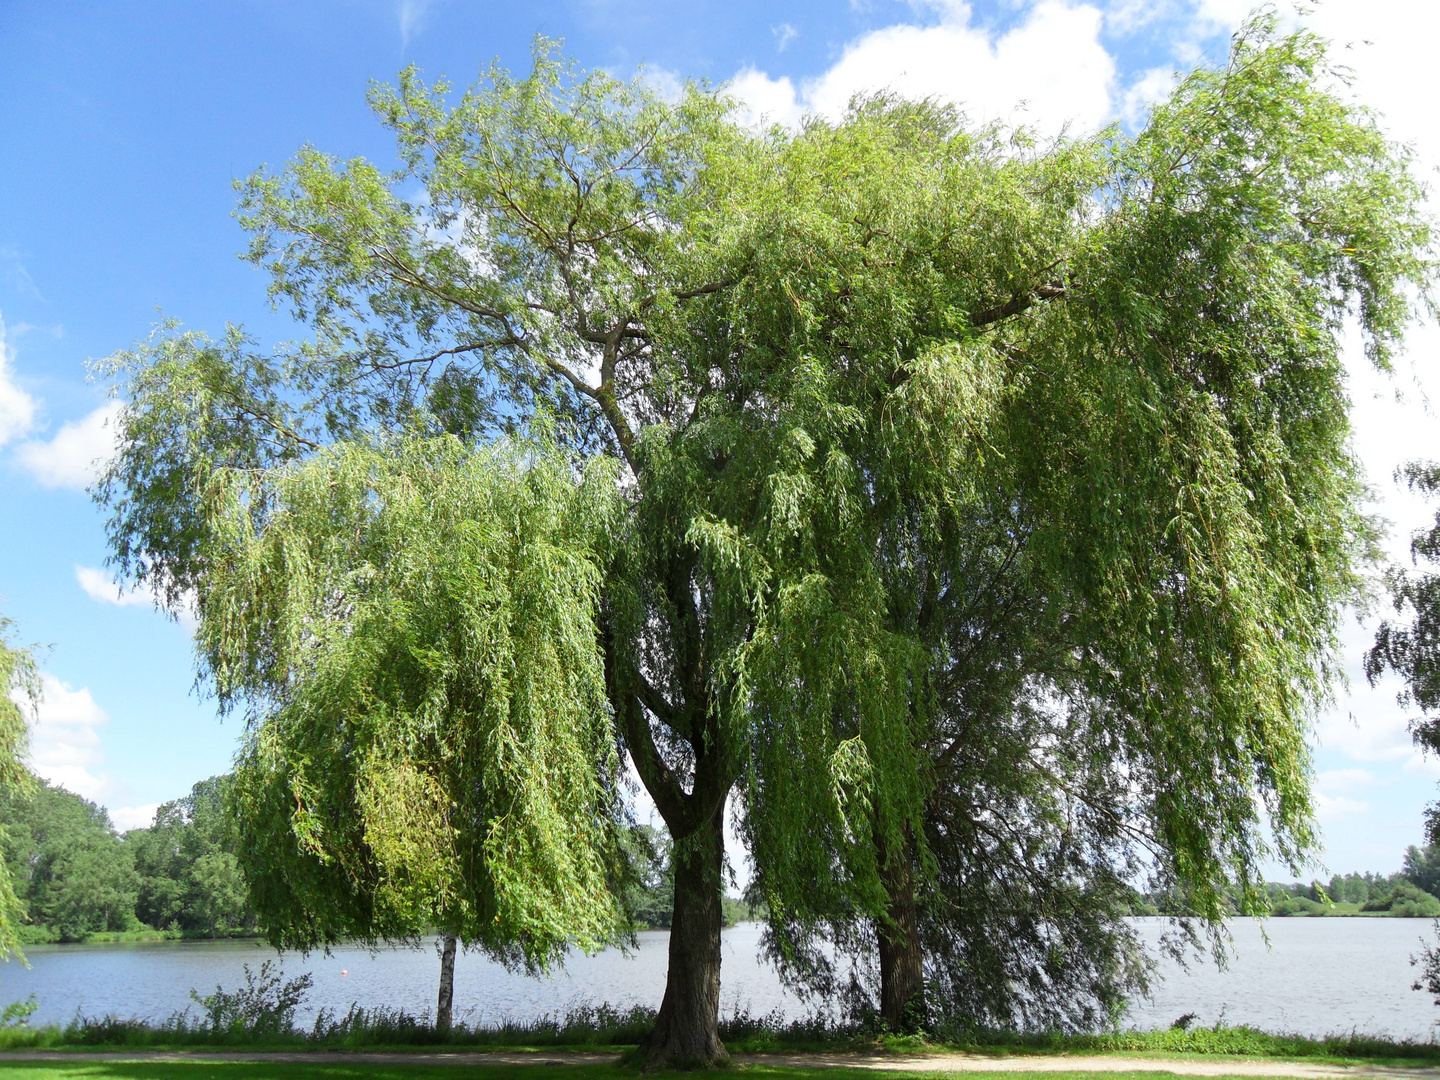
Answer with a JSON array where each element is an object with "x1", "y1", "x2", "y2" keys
[
  {"x1": 189, "y1": 961, "x2": 314, "y2": 1037},
  {"x1": 204, "y1": 436, "x2": 628, "y2": 964},
  {"x1": 1360, "y1": 880, "x2": 1440, "y2": 917},
  {"x1": 0, "y1": 782, "x2": 139, "y2": 942},
  {"x1": 739, "y1": 13, "x2": 1434, "y2": 1028},
  {"x1": 1405, "y1": 845, "x2": 1440, "y2": 897},
  {"x1": 1328, "y1": 871, "x2": 1391, "y2": 906},
  {"x1": 4, "y1": 1004, "x2": 1440, "y2": 1066},
  {"x1": 0, "y1": 995, "x2": 37, "y2": 1028},
  {"x1": 0, "y1": 616, "x2": 37, "y2": 958},
  {"x1": 619, "y1": 826, "x2": 674, "y2": 931},
  {"x1": 126, "y1": 776, "x2": 255, "y2": 937},
  {"x1": 92, "y1": 20, "x2": 1435, "y2": 1048}
]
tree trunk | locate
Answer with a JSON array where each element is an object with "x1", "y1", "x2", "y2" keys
[
  {"x1": 877, "y1": 833, "x2": 926, "y2": 1033},
  {"x1": 638, "y1": 806, "x2": 727, "y2": 1069},
  {"x1": 436, "y1": 932, "x2": 458, "y2": 1033}
]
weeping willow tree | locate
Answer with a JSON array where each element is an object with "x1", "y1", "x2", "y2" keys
[
  {"x1": 736, "y1": 21, "x2": 1433, "y2": 1030},
  {"x1": 187, "y1": 436, "x2": 625, "y2": 1024},
  {"x1": 0, "y1": 616, "x2": 38, "y2": 961},
  {"x1": 96, "y1": 17, "x2": 1432, "y2": 1064}
]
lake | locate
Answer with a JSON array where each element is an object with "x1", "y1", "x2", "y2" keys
[{"x1": 1, "y1": 918, "x2": 1435, "y2": 1040}]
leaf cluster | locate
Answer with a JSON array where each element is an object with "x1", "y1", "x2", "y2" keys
[{"x1": 198, "y1": 435, "x2": 627, "y2": 965}]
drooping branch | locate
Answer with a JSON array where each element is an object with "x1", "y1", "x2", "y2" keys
[{"x1": 970, "y1": 284, "x2": 1067, "y2": 329}]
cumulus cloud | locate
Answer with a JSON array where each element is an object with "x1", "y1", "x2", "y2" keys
[
  {"x1": 15, "y1": 400, "x2": 121, "y2": 490},
  {"x1": 0, "y1": 316, "x2": 37, "y2": 449},
  {"x1": 24, "y1": 673, "x2": 112, "y2": 804},
  {"x1": 12, "y1": 675, "x2": 157, "y2": 830},
  {"x1": 729, "y1": 1, "x2": 1116, "y2": 136},
  {"x1": 75, "y1": 564, "x2": 199, "y2": 631},
  {"x1": 1120, "y1": 65, "x2": 1179, "y2": 127},
  {"x1": 1104, "y1": 0, "x2": 1180, "y2": 34},
  {"x1": 640, "y1": 67, "x2": 686, "y2": 104},
  {"x1": 75, "y1": 565, "x2": 154, "y2": 610},
  {"x1": 108, "y1": 803, "x2": 160, "y2": 832}
]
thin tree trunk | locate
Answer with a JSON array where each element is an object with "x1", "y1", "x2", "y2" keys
[
  {"x1": 436, "y1": 932, "x2": 458, "y2": 1033},
  {"x1": 877, "y1": 832, "x2": 926, "y2": 1033},
  {"x1": 638, "y1": 806, "x2": 727, "y2": 1069}
]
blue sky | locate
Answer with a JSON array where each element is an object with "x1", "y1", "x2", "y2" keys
[{"x1": 1, "y1": 0, "x2": 1437, "y2": 878}]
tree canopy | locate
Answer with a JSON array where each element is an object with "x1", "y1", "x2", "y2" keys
[
  {"x1": 0, "y1": 780, "x2": 138, "y2": 943},
  {"x1": 736, "y1": 20, "x2": 1434, "y2": 1030},
  {"x1": 0, "y1": 616, "x2": 37, "y2": 957},
  {"x1": 128, "y1": 776, "x2": 255, "y2": 937},
  {"x1": 200, "y1": 435, "x2": 628, "y2": 966},
  {"x1": 96, "y1": 16, "x2": 1434, "y2": 1062}
]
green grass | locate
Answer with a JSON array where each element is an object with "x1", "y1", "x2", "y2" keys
[
  {"x1": 926, "y1": 1025, "x2": 1440, "y2": 1063},
  {"x1": 4, "y1": 1017, "x2": 1440, "y2": 1065},
  {"x1": 0, "y1": 997, "x2": 1436, "y2": 1069},
  {"x1": 0, "y1": 1066, "x2": 1352, "y2": 1080}
]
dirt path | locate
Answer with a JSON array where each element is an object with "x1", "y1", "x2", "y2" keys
[
  {"x1": 0, "y1": 1048, "x2": 1436, "y2": 1079},
  {"x1": 754, "y1": 1051, "x2": 1440, "y2": 1080}
]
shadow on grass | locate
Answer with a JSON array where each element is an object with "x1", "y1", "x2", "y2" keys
[
  {"x1": 0, "y1": 1062, "x2": 925, "y2": 1080},
  {"x1": 0, "y1": 1065, "x2": 1387, "y2": 1080}
]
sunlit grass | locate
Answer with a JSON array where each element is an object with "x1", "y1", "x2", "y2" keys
[{"x1": 0, "y1": 1066, "x2": 1351, "y2": 1080}]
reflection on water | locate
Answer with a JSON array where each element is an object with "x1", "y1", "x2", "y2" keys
[{"x1": 1, "y1": 918, "x2": 1436, "y2": 1040}]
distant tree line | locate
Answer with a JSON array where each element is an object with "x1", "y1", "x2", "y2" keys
[
  {"x1": 4, "y1": 766, "x2": 1435, "y2": 945},
  {"x1": 1132, "y1": 846, "x2": 1440, "y2": 919},
  {"x1": 0, "y1": 776, "x2": 255, "y2": 943},
  {"x1": 0, "y1": 779, "x2": 742, "y2": 943}
]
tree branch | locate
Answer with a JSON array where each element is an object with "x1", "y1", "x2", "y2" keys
[{"x1": 970, "y1": 284, "x2": 1067, "y2": 329}]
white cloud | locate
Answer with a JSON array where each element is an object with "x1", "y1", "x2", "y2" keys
[
  {"x1": 729, "y1": 1, "x2": 1116, "y2": 137},
  {"x1": 75, "y1": 565, "x2": 154, "y2": 610},
  {"x1": 24, "y1": 673, "x2": 112, "y2": 804},
  {"x1": 15, "y1": 400, "x2": 121, "y2": 490},
  {"x1": 773, "y1": 22, "x2": 799, "y2": 52},
  {"x1": 108, "y1": 803, "x2": 160, "y2": 832},
  {"x1": 641, "y1": 67, "x2": 686, "y2": 105},
  {"x1": 728, "y1": 69, "x2": 806, "y2": 130},
  {"x1": 0, "y1": 316, "x2": 37, "y2": 449},
  {"x1": 1120, "y1": 65, "x2": 1179, "y2": 126},
  {"x1": 75, "y1": 564, "x2": 200, "y2": 631},
  {"x1": 1314, "y1": 768, "x2": 1375, "y2": 819},
  {"x1": 1105, "y1": 0, "x2": 1179, "y2": 34},
  {"x1": 1191, "y1": 0, "x2": 1258, "y2": 30},
  {"x1": 1316, "y1": 793, "x2": 1369, "y2": 818}
]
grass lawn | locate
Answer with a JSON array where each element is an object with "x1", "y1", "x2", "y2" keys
[
  {"x1": 0, "y1": 1063, "x2": 887, "y2": 1080},
  {"x1": 0, "y1": 1067, "x2": 1347, "y2": 1080}
]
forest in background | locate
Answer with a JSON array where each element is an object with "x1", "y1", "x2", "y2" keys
[
  {"x1": 0, "y1": 775, "x2": 1433, "y2": 944},
  {"x1": 0, "y1": 777, "x2": 749, "y2": 943}
]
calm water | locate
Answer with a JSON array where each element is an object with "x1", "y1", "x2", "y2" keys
[
  {"x1": 0, "y1": 918, "x2": 1435, "y2": 1039},
  {"x1": 1126, "y1": 917, "x2": 1439, "y2": 1039}
]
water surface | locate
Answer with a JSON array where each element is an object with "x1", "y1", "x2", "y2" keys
[{"x1": 2, "y1": 918, "x2": 1435, "y2": 1040}]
